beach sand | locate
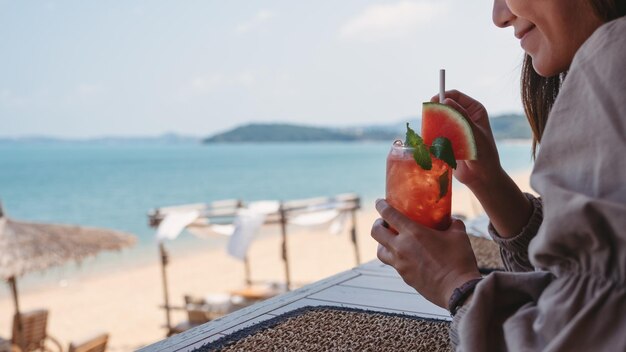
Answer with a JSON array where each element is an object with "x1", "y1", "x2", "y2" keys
[{"x1": 0, "y1": 171, "x2": 533, "y2": 351}]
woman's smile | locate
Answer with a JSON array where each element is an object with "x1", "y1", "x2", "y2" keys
[
  {"x1": 493, "y1": 0, "x2": 603, "y2": 76},
  {"x1": 518, "y1": 25, "x2": 536, "y2": 50}
]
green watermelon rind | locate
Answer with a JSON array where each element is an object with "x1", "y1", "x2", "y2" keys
[{"x1": 422, "y1": 102, "x2": 478, "y2": 160}]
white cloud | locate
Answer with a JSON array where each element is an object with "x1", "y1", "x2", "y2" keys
[
  {"x1": 236, "y1": 10, "x2": 276, "y2": 34},
  {"x1": 234, "y1": 72, "x2": 256, "y2": 88},
  {"x1": 63, "y1": 83, "x2": 104, "y2": 105},
  {"x1": 45, "y1": 1, "x2": 57, "y2": 11},
  {"x1": 0, "y1": 89, "x2": 29, "y2": 108},
  {"x1": 178, "y1": 72, "x2": 257, "y2": 102},
  {"x1": 76, "y1": 84, "x2": 101, "y2": 97},
  {"x1": 190, "y1": 72, "x2": 257, "y2": 93},
  {"x1": 191, "y1": 74, "x2": 224, "y2": 92},
  {"x1": 339, "y1": 1, "x2": 447, "y2": 41}
]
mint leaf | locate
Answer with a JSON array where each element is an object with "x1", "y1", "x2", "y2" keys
[
  {"x1": 429, "y1": 137, "x2": 457, "y2": 169},
  {"x1": 405, "y1": 123, "x2": 432, "y2": 170},
  {"x1": 438, "y1": 169, "x2": 449, "y2": 200},
  {"x1": 413, "y1": 145, "x2": 432, "y2": 170},
  {"x1": 405, "y1": 123, "x2": 423, "y2": 147}
]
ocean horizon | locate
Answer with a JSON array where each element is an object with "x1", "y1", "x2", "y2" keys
[{"x1": 0, "y1": 141, "x2": 534, "y2": 293}]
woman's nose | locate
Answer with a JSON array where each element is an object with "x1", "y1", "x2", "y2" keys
[{"x1": 492, "y1": 0, "x2": 515, "y2": 28}]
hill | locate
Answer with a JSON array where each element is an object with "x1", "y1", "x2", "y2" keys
[
  {"x1": 204, "y1": 123, "x2": 362, "y2": 143},
  {"x1": 489, "y1": 114, "x2": 532, "y2": 140},
  {"x1": 203, "y1": 113, "x2": 531, "y2": 143}
]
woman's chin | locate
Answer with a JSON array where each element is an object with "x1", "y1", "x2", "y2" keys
[{"x1": 531, "y1": 56, "x2": 569, "y2": 78}]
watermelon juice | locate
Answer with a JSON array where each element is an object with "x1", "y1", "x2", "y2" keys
[{"x1": 386, "y1": 141, "x2": 452, "y2": 230}]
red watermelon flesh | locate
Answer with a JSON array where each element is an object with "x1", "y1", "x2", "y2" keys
[{"x1": 421, "y1": 102, "x2": 477, "y2": 160}]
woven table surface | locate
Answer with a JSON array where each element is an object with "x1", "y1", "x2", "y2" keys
[{"x1": 196, "y1": 307, "x2": 451, "y2": 352}]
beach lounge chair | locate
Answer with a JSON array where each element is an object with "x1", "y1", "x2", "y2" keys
[
  {"x1": 170, "y1": 295, "x2": 224, "y2": 334},
  {"x1": 229, "y1": 282, "x2": 286, "y2": 303},
  {"x1": 68, "y1": 333, "x2": 108, "y2": 352},
  {"x1": 11, "y1": 309, "x2": 62, "y2": 352}
]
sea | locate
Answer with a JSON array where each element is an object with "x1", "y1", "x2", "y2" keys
[{"x1": 0, "y1": 141, "x2": 534, "y2": 292}]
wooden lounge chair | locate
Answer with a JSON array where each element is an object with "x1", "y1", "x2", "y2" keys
[
  {"x1": 68, "y1": 333, "x2": 108, "y2": 352},
  {"x1": 11, "y1": 309, "x2": 62, "y2": 352},
  {"x1": 170, "y1": 296, "x2": 217, "y2": 334},
  {"x1": 229, "y1": 282, "x2": 286, "y2": 303}
]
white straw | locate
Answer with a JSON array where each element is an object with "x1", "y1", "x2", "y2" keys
[{"x1": 439, "y1": 69, "x2": 445, "y2": 103}]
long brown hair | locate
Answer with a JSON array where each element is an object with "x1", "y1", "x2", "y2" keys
[{"x1": 521, "y1": 0, "x2": 626, "y2": 157}]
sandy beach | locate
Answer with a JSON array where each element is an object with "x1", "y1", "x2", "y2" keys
[{"x1": 0, "y1": 171, "x2": 533, "y2": 351}]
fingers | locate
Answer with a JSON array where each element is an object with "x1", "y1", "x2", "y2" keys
[
  {"x1": 442, "y1": 98, "x2": 473, "y2": 122},
  {"x1": 372, "y1": 218, "x2": 396, "y2": 266},
  {"x1": 371, "y1": 218, "x2": 396, "y2": 248},
  {"x1": 377, "y1": 244, "x2": 394, "y2": 266},
  {"x1": 375, "y1": 199, "x2": 412, "y2": 233},
  {"x1": 430, "y1": 90, "x2": 487, "y2": 119},
  {"x1": 430, "y1": 89, "x2": 463, "y2": 103},
  {"x1": 430, "y1": 89, "x2": 477, "y2": 107},
  {"x1": 447, "y1": 90, "x2": 479, "y2": 110}
]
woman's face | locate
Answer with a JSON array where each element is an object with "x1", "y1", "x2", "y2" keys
[{"x1": 493, "y1": 0, "x2": 603, "y2": 76}]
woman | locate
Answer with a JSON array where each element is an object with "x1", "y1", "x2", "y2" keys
[{"x1": 371, "y1": 0, "x2": 626, "y2": 350}]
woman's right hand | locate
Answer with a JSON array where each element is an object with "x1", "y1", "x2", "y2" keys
[{"x1": 430, "y1": 90, "x2": 504, "y2": 190}]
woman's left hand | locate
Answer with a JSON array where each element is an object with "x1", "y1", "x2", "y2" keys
[{"x1": 371, "y1": 199, "x2": 481, "y2": 309}]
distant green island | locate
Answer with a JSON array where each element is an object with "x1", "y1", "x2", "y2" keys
[
  {"x1": 203, "y1": 123, "x2": 400, "y2": 143},
  {"x1": 203, "y1": 113, "x2": 531, "y2": 143}
]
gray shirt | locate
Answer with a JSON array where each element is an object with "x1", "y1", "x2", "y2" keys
[{"x1": 452, "y1": 16, "x2": 626, "y2": 351}]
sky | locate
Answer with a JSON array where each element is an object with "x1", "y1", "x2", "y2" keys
[{"x1": 0, "y1": 1, "x2": 526, "y2": 138}]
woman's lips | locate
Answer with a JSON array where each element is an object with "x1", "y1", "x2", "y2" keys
[
  {"x1": 515, "y1": 25, "x2": 535, "y2": 39},
  {"x1": 517, "y1": 26, "x2": 536, "y2": 49}
]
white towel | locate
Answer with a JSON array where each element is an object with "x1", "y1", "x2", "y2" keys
[
  {"x1": 288, "y1": 209, "x2": 350, "y2": 235},
  {"x1": 155, "y1": 210, "x2": 200, "y2": 241},
  {"x1": 288, "y1": 209, "x2": 339, "y2": 226},
  {"x1": 227, "y1": 201, "x2": 280, "y2": 260},
  {"x1": 465, "y1": 214, "x2": 492, "y2": 240},
  {"x1": 186, "y1": 224, "x2": 235, "y2": 238},
  {"x1": 329, "y1": 210, "x2": 350, "y2": 235}
]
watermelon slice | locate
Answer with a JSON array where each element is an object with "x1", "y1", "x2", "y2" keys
[{"x1": 422, "y1": 102, "x2": 477, "y2": 160}]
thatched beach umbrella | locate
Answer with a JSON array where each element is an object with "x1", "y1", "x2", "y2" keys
[{"x1": 0, "y1": 202, "x2": 136, "y2": 339}]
